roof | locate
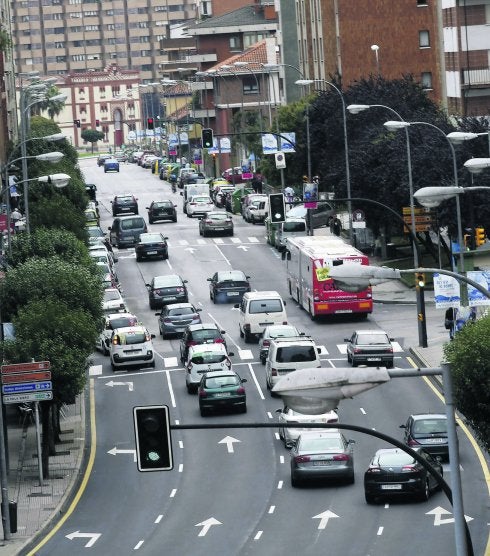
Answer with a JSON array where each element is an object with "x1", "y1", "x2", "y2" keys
[
  {"x1": 184, "y1": 6, "x2": 277, "y2": 34},
  {"x1": 208, "y1": 39, "x2": 275, "y2": 75}
]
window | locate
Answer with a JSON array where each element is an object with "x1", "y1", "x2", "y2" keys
[
  {"x1": 229, "y1": 36, "x2": 242, "y2": 50},
  {"x1": 419, "y1": 30, "x2": 430, "y2": 48},
  {"x1": 421, "y1": 72, "x2": 432, "y2": 89},
  {"x1": 417, "y1": 0, "x2": 428, "y2": 5},
  {"x1": 243, "y1": 77, "x2": 259, "y2": 94}
]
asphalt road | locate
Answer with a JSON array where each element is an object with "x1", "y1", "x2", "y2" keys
[{"x1": 32, "y1": 160, "x2": 489, "y2": 556}]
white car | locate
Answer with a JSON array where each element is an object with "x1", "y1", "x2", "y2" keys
[
  {"x1": 102, "y1": 288, "x2": 126, "y2": 313},
  {"x1": 276, "y1": 406, "x2": 339, "y2": 448},
  {"x1": 89, "y1": 244, "x2": 117, "y2": 269},
  {"x1": 97, "y1": 312, "x2": 138, "y2": 355},
  {"x1": 186, "y1": 195, "x2": 214, "y2": 218},
  {"x1": 108, "y1": 325, "x2": 156, "y2": 371},
  {"x1": 185, "y1": 343, "x2": 234, "y2": 393}
]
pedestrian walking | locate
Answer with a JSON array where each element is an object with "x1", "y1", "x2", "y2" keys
[
  {"x1": 284, "y1": 186, "x2": 295, "y2": 208},
  {"x1": 444, "y1": 307, "x2": 456, "y2": 340},
  {"x1": 332, "y1": 217, "x2": 341, "y2": 237}
]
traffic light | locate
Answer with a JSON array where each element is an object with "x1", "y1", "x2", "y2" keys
[
  {"x1": 475, "y1": 227, "x2": 485, "y2": 247},
  {"x1": 95, "y1": 119, "x2": 100, "y2": 127},
  {"x1": 201, "y1": 128, "x2": 214, "y2": 149},
  {"x1": 415, "y1": 272, "x2": 425, "y2": 289},
  {"x1": 133, "y1": 405, "x2": 173, "y2": 472},
  {"x1": 269, "y1": 193, "x2": 286, "y2": 223},
  {"x1": 74, "y1": 119, "x2": 81, "y2": 128},
  {"x1": 147, "y1": 117, "x2": 154, "y2": 130}
]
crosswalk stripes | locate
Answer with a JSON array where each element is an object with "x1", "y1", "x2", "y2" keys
[
  {"x1": 196, "y1": 239, "x2": 206, "y2": 245},
  {"x1": 248, "y1": 237, "x2": 260, "y2": 243},
  {"x1": 316, "y1": 345, "x2": 328, "y2": 355},
  {"x1": 178, "y1": 240, "x2": 189, "y2": 246},
  {"x1": 230, "y1": 237, "x2": 242, "y2": 244},
  {"x1": 213, "y1": 238, "x2": 224, "y2": 244},
  {"x1": 238, "y1": 349, "x2": 254, "y2": 360}
]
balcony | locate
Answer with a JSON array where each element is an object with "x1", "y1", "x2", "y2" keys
[
  {"x1": 461, "y1": 67, "x2": 490, "y2": 88},
  {"x1": 187, "y1": 53, "x2": 217, "y2": 63},
  {"x1": 190, "y1": 108, "x2": 216, "y2": 119}
]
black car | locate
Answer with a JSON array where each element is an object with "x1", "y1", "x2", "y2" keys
[
  {"x1": 207, "y1": 270, "x2": 250, "y2": 303},
  {"x1": 179, "y1": 323, "x2": 227, "y2": 363},
  {"x1": 146, "y1": 274, "x2": 188, "y2": 310},
  {"x1": 85, "y1": 183, "x2": 97, "y2": 202},
  {"x1": 147, "y1": 200, "x2": 177, "y2": 224},
  {"x1": 97, "y1": 154, "x2": 112, "y2": 167},
  {"x1": 155, "y1": 303, "x2": 202, "y2": 338},
  {"x1": 135, "y1": 232, "x2": 168, "y2": 261},
  {"x1": 344, "y1": 329, "x2": 395, "y2": 368},
  {"x1": 111, "y1": 195, "x2": 138, "y2": 216},
  {"x1": 400, "y1": 414, "x2": 451, "y2": 460},
  {"x1": 364, "y1": 447, "x2": 443, "y2": 504},
  {"x1": 286, "y1": 201, "x2": 335, "y2": 229}
]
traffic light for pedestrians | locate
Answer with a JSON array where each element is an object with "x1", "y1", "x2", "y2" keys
[
  {"x1": 74, "y1": 119, "x2": 81, "y2": 128},
  {"x1": 133, "y1": 405, "x2": 173, "y2": 472},
  {"x1": 201, "y1": 128, "x2": 214, "y2": 149},
  {"x1": 475, "y1": 227, "x2": 485, "y2": 247},
  {"x1": 415, "y1": 272, "x2": 425, "y2": 289},
  {"x1": 147, "y1": 117, "x2": 154, "y2": 130},
  {"x1": 269, "y1": 193, "x2": 286, "y2": 224},
  {"x1": 95, "y1": 119, "x2": 100, "y2": 127}
]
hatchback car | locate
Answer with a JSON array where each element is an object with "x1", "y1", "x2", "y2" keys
[
  {"x1": 276, "y1": 406, "x2": 339, "y2": 448},
  {"x1": 102, "y1": 288, "x2": 126, "y2": 313},
  {"x1": 147, "y1": 200, "x2": 177, "y2": 223},
  {"x1": 199, "y1": 211, "x2": 234, "y2": 236},
  {"x1": 400, "y1": 414, "x2": 450, "y2": 460},
  {"x1": 104, "y1": 158, "x2": 120, "y2": 173},
  {"x1": 155, "y1": 303, "x2": 201, "y2": 338},
  {"x1": 364, "y1": 447, "x2": 443, "y2": 503},
  {"x1": 185, "y1": 344, "x2": 233, "y2": 393},
  {"x1": 98, "y1": 312, "x2": 138, "y2": 355},
  {"x1": 111, "y1": 195, "x2": 138, "y2": 216},
  {"x1": 345, "y1": 329, "x2": 395, "y2": 368},
  {"x1": 286, "y1": 201, "x2": 335, "y2": 229},
  {"x1": 258, "y1": 324, "x2": 303, "y2": 364},
  {"x1": 186, "y1": 195, "x2": 214, "y2": 218},
  {"x1": 290, "y1": 430, "x2": 355, "y2": 487},
  {"x1": 179, "y1": 323, "x2": 227, "y2": 363},
  {"x1": 108, "y1": 325, "x2": 156, "y2": 371},
  {"x1": 87, "y1": 226, "x2": 105, "y2": 245},
  {"x1": 198, "y1": 370, "x2": 247, "y2": 416},
  {"x1": 146, "y1": 274, "x2": 188, "y2": 310},
  {"x1": 207, "y1": 270, "x2": 250, "y2": 303},
  {"x1": 135, "y1": 232, "x2": 169, "y2": 261}
]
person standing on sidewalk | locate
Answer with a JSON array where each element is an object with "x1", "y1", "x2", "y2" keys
[{"x1": 444, "y1": 307, "x2": 456, "y2": 340}]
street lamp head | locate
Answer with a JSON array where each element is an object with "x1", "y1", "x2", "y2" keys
[
  {"x1": 234, "y1": 61, "x2": 248, "y2": 67},
  {"x1": 371, "y1": 44, "x2": 380, "y2": 51},
  {"x1": 328, "y1": 264, "x2": 401, "y2": 292},
  {"x1": 49, "y1": 93, "x2": 67, "y2": 103},
  {"x1": 346, "y1": 104, "x2": 370, "y2": 114},
  {"x1": 384, "y1": 120, "x2": 410, "y2": 131},
  {"x1": 36, "y1": 151, "x2": 64, "y2": 163},
  {"x1": 295, "y1": 79, "x2": 314, "y2": 86},
  {"x1": 261, "y1": 63, "x2": 279, "y2": 71},
  {"x1": 37, "y1": 173, "x2": 70, "y2": 188},
  {"x1": 446, "y1": 131, "x2": 479, "y2": 144},
  {"x1": 43, "y1": 133, "x2": 65, "y2": 141},
  {"x1": 414, "y1": 186, "x2": 464, "y2": 208},
  {"x1": 464, "y1": 157, "x2": 490, "y2": 174}
]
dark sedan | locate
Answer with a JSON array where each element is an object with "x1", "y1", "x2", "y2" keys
[
  {"x1": 179, "y1": 323, "x2": 227, "y2": 363},
  {"x1": 155, "y1": 303, "x2": 202, "y2": 338},
  {"x1": 364, "y1": 447, "x2": 443, "y2": 503},
  {"x1": 146, "y1": 274, "x2": 188, "y2": 310},
  {"x1": 111, "y1": 195, "x2": 138, "y2": 216},
  {"x1": 135, "y1": 232, "x2": 168, "y2": 261},
  {"x1": 207, "y1": 270, "x2": 250, "y2": 303},
  {"x1": 345, "y1": 329, "x2": 395, "y2": 368},
  {"x1": 198, "y1": 370, "x2": 247, "y2": 416},
  {"x1": 147, "y1": 200, "x2": 177, "y2": 224},
  {"x1": 400, "y1": 414, "x2": 451, "y2": 460}
]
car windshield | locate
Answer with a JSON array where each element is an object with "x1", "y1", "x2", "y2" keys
[
  {"x1": 120, "y1": 218, "x2": 143, "y2": 230},
  {"x1": 283, "y1": 221, "x2": 306, "y2": 232},
  {"x1": 356, "y1": 333, "x2": 390, "y2": 345},
  {"x1": 249, "y1": 300, "x2": 283, "y2": 314},
  {"x1": 104, "y1": 290, "x2": 121, "y2": 301},
  {"x1": 191, "y1": 329, "x2": 219, "y2": 342},
  {"x1": 140, "y1": 234, "x2": 163, "y2": 243},
  {"x1": 204, "y1": 375, "x2": 239, "y2": 388},
  {"x1": 87, "y1": 228, "x2": 104, "y2": 238},
  {"x1": 299, "y1": 436, "x2": 344, "y2": 451},
  {"x1": 193, "y1": 196, "x2": 211, "y2": 203},
  {"x1": 217, "y1": 271, "x2": 246, "y2": 282},
  {"x1": 276, "y1": 346, "x2": 316, "y2": 363},
  {"x1": 154, "y1": 276, "x2": 181, "y2": 288},
  {"x1": 192, "y1": 353, "x2": 226, "y2": 364},
  {"x1": 168, "y1": 307, "x2": 194, "y2": 316},
  {"x1": 109, "y1": 316, "x2": 137, "y2": 329},
  {"x1": 97, "y1": 263, "x2": 111, "y2": 274},
  {"x1": 412, "y1": 419, "x2": 447, "y2": 434},
  {"x1": 378, "y1": 452, "x2": 414, "y2": 466}
]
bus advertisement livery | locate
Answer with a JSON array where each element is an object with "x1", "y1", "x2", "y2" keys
[{"x1": 284, "y1": 236, "x2": 373, "y2": 319}]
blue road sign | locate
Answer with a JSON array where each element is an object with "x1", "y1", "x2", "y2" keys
[{"x1": 2, "y1": 381, "x2": 52, "y2": 394}]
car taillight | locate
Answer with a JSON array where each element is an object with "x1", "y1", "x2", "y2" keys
[
  {"x1": 263, "y1": 340, "x2": 270, "y2": 347},
  {"x1": 407, "y1": 439, "x2": 420, "y2": 446},
  {"x1": 386, "y1": 347, "x2": 393, "y2": 353},
  {"x1": 402, "y1": 465, "x2": 416, "y2": 472},
  {"x1": 333, "y1": 454, "x2": 350, "y2": 461},
  {"x1": 366, "y1": 466, "x2": 381, "y2": 473},
  {"x1": 198, "y1": 390, "x2": 207, "y2": 397},
  {"x1": 236, "y1": 386, "x2": 245, "y2": 394},
  {"x1": 354, "y1": 348, "x2": 362, "y2": 353},
  {"x1": 176, "y1": 287, "x2": 184, "y2": 292},
  {"x1": 215, "y1": 338, "x2": 225, "y2": 344},
  {"x1": 271, "y1": 368, "x2": 277, "y2": 376},
  {"x1": 154, "y1": 289, "x2": 162, "y2": 294},
  {"x1": 294, "y1": 455, "x2": 311, "y2": 463},
  {"x1": 205, "y1": 219, "x2": 212, "y2": 224}
]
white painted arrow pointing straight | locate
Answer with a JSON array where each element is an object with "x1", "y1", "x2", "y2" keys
[
  {"x1": 195, "y1": 517, "x2": 222, "y2": 537},
  {"x1": 426, "y1": 506, "x2": 473, "y2": 526},
  {"x1": 105, "y1": 380, "x2": 134, "y2": 391},
  {"x1": 312, "y1": 510, "x2": 340, "y2": 530},
  {"x1": 107, "y1": 447, "x2": 137, "y2": 462},
  {"x1": 236, "y1": 245, "x2": 249, "y2": 251},
  {"x1": 218, "y1": 436, "x2": 241, "y2": 453},
  {"x1": 65, "y1": 531, "x2": 101, "y2": 547}
]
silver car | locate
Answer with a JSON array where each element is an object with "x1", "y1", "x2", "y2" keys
[
  {"x1": 290, "y1": 430, "x2": 355, "y2": 487},
  {"x1": 155, "y1": 303, "x2": 202, "y2": 338},
  {"x1": 199, "y1": 211, "x2": 234, "y2": 237},
  {"x1": 277, "y1": 407, "x2": 339, "y2": 448}
]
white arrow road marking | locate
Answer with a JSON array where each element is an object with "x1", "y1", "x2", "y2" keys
[
  {"x1": 105, "y1": 380, "x2": 133, "y2": 391},
  {"x1": 426, "y1": 506, "x2": 473, "y2": 526},
  {"x1": 218, "y1": 436, "x2": 241, "y2": 453},
  {"x1": 184, "y1": 247, "x2": 196, "y2": 254},
  {"x1": 237, "y1": 245, "x2": 249, "y2": 251},
  {"x1": 107, "y1": 447, "x2": 137, "y2": 462},
  {"x1": 65, "y1": 531, "x2": 101, "y2": 547},
  {"x1": 195, "y1": 517, "x2": 222, "y2": 537},
  {"x1": 312, "y1": 510, "x2": 340, "y2": 530}
]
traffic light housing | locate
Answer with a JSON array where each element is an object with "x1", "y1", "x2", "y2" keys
[
  {"x1": 475, "y1": 227, "x2": 485, "y2": 247},
  {"x1": 74, "y1": 119, "x2": 81, "y2": 128},
  {"x1": 147, "y1": 117, "x2": 154, "y2": 130},
  {"x1": 269, "y1": 193, "x2": 286, "y2": 224},
  {"x1": 95, "y1": 119, "x2": 100, "y2": 127},
  {"x1": 201, "y1": 128, "x2": 214, "y2": 149},
  {"x1": 415, "y1": 272, "x2": 425, "y2": 289},
  {"x1": 133, "y1": 405, "x2": 173, "y2": 472}
]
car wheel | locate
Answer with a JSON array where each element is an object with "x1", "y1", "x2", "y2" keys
[
  {"x1": 291, "y1": 474, "x2": 300, "y2": 488},
  {"x1": 229, "y1": 230, "x2": 234, "y2": 236},
  {"x1": 200, "y1": 407, "x2": 208, "y2": 417},
  {"x1": 239, "y1": 327, "x2": 244, "y2": 338},
  {"x1": 149, "y1": 218, "x2": 154, "y2": 224},
  {"x1": 111, "y1": 362, "x2": 117, "y2": 372},
  {"x1": 351, "y1": 359, "x2": 358, "y2": 368},
  {"x1": 104, "y1": 169, "x2": 107, "y2": 173},
  {"x1": 149, "y1": 360, "x2": 155, "y2": 368},
  {"x1": 244, "y1": 330, "x2": 252, "y2": 343},
  {"x1": 186, "y1": 384, "x2": 193, "y2": 394},
  {"x1": 241, "y1": 404, "x2": 247, "y2": 414},
  {"x1": 135, "y1": 209, "x2": 139, "y2": 215},
  {"x1": 346, "y1": 473, "x2": 355, "y2": 485},
  {"x1": 136, "y1": 255, "x2": 141, "y2": 262},
  {"x1": 365, "y1": 492, "x2": 376, "y2": 504},
  {"x1": 149, "y1": 301, "x2": 156, "y2": 310},
  {"x1": 187, "y1": 212, "x2": 191, "y2": 218},
  {"x1": 173, "y1": 217, "x2": 177, "y2": 222},
  {"x1": 419, "y1": 479, "x2": 430, "y2": 502},
  {"x1": 260, "y1": 356, "x2": 266, "y2": 365},
  {"x1": 386, "y1": 360, "x2": 394, "y2": 369}
]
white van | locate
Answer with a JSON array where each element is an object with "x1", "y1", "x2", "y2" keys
[
  {"x1": 244, "y1": 197, "x2": 269, "y2": 224},
  {"x1": 108, "y1": 325, "x2": 156, "y2": 371},
  {"x1": 265, "y1": 337, "x2": 321, "y2": 392},
  {"x1": 235, "y1": 291, "x2": 287, "y2": 343},
  {"x1": 275, "y1": 218, "x2": 307, "y2": 251},
  {"x1": 182, "y1": 183, "x2": 210, "y2": 212}
]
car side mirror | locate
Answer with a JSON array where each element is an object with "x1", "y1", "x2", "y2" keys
[
  {"x1": 207, "y1": 278, "x2": 212, "y2": 281},
  {"x1": 246, "y1": 276, "x2": 251, "y2": 279},
  {"x1": 344, "y1": 338, "x2": 350, "y2": 342},
  {"x1": 389, "y1": 338, "x2": 395, "y2": 342},
  {"x1": 299, "y1": 332, "x2": 305, "y2": 336},
  {"x1": 283, "y1": 301, "x2": 286, "y2": 306},
  {"x1": 110, "y1": 201, "x2": 113, "y2": 204},
  {"x1": 220, "y1": 330, "x2": 226, "y2": 334},
  {"x1": 399, "y1": 424, "x2": 406, "y2": 429},
  {"x1": 145, "y1": 284, "x2": 150, "y2": 289},
  {"x1": 163, "y1": 237, "x2": 169, "y2": 240},
  {"x1": 241, "y1": 378, "x2": 247, "y2": 383},
  {"x1": 183, "y1": 280, "x2": 188, "y2": 284},
  {"x1": 108, "y1": 227, "x2": 112, "y2": 231},
  {"x1": 228, "y1": 351, "x2": 235, "y2": 357},
  {"x1": 174, "y1": 205, "x2": 177, "y2": 208},
  {"x1": 234, "y1": 304, "x2": 239, "y2": 308},
  {"x1": 146, "y1": 207, "x2": 149, "y2": 210},
  {"x1": 155, "y1": 312, "x2": 161, "y2": 316},
  {"x1": 150, "y1": 334, "x2": 156, "y2": 339}
]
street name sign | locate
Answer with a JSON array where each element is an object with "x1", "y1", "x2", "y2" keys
[
  {"x1": 3, "y1": 391, "x2": 53, "y2": 404},
  {"x1": 1, "y1": 361, "x2": 51, "y2": 375},
  {"x1": 1, "y1": 371, "x2": 51, "y2": 384},
  {"x1": 2, "y1": 381, "x2": 52, "y2": 395}
]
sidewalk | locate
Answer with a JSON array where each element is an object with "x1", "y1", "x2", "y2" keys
[{"x1": 0, "y1": 281, "x2": 446, "y2": 555}]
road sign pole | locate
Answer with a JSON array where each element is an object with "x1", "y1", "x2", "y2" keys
[
  {"x1": 34, "y1": 402, "x2": 43, "y2": 486},
  {"x1": 0, "y1": 395, "x2": 11, "y2": 540}
]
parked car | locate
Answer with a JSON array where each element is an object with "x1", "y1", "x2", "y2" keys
[
  {"x1": 186, "y1": 195, "x2": 214, "y2": 218},
  {"x1": 198, "y1": 370, "x2": 247, "y2": 416},
  {"x1": 364, "y1": 447, "x2": 443, "y2": 503},
  {"x1": 97, "y1": 312, "x2": 138, "y2": 355},
  {"x1": 147, "y1": 200, "x2": 177, "y2": 223},
  {"x1": 199, "y1": 211, "x2": 233, "y2": 237},
  {"x1": 109, "y1": 216, "x2": 147, "y2": 248},
  {"x1": 108, "y1": 325, "x2": 156, "y2": 371},
  {"x1": 222, "y1": 167, "x2": 243, "y2": 183},
  {"x1": 258, "y1": 324, "x2": 303, "y2": 364},
  {"x1": 290, "y1": 430, "x2": 355, "y2": 487},
  {"x1": 111, "y1": 195, "x2": 138, "y2": 216},
  {"x1": 276, "y1": 406, "x2": 339, "y2": 448},
  {"x1": 85, "y1": 183, "x2": 97, "y2": 202},
  {"x1": 345, "y1": 329, "x2": 395, "y2": 368},
  {"x1": 207, "y1": 270, "x2": 250, "y2": 303},
  {"x1": 146, "y1": 274, "x2": 188, "y2": 310},
  {"x1": 102, "y1": 288, "x2": 126, "y2": 313},
  {"x1": 104, "y1": 158, "x2": 120, "y2": 173},
  {"x1": 97, "y1": 154, "x2": 112, "y2": 167},
  {"x1": 155, "y1": 303, "x2": 202, "y2": 338},
  {"x1": 400, "y1": 414, "x2": 451, "y2": 460},
  {"x1": 179, "y1": 323, "x2": 227, "y2": 363},
  {"x1": 84, "y1": 207, "x2": 99, "y2": 228},
  {"x1": 87, "y1": 226, "x2": 105, "y2": 245},
  {"x1": 185, "y1": 343, "x2": 233, "y2": 393},
  {"x1": 286, "y1": 201, "x2": 335, "y2": 229},
  {"x1": 135, "y1": 232, "x2": 168, "y2": 261}
]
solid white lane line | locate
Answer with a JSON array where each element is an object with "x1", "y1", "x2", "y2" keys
[
  {"x1": 279, "y1": 455, "x2": 285, "y2": 464},
  {"x1": 134, "y1": 540, "x2": 144, "y2": 550},
  {"x1": 178, "y1": 463, "x2": 183, "y2": 473},
  {"x1": 165, "y1": 369, "x2": 176, "y2": 408},
  {"x1": 214, "y1": 243, "x2": 231, "y2": 265},
  {"x1": 268, "y1": 506, "x2": 275, "y2": 514},
  {"x1": 178, "y1": 440, "x2": 183, "y2": 449},
  {"x1": 274, "y1": 432, "x2": 280, "y2": 440},
  {"x1": 277, "y1": 481, "x2": 284, "y2": 489},
  {"x1": 155, "y1": 515, "x2": 163, "y2": 524},
  {"x1": 377, "y1": 527, "x2": 384, "y2": 536},
  {"x1": 248, "y1": 363, "x2": 265, "y2": 400}
]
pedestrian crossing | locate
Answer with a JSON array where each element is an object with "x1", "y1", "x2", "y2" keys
[{"x1": 168, "y1": 236, "x2": 264, "y2": 247}]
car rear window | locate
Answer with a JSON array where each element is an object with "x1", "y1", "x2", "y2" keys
[
  {"x1": 168, "y1": 307, "x2": 194, "y2": 316},
  {"x1": 191, "y1": 329, "x2": 220, "y2": 342},
  {"x1": 377, "y1": 452, "x2": 413, "y2": 466},
  {"x1": 283, "y1": 221, "x2": 306, "y2": 232},
  {"x1": 154, "y1": 275, "x2": 181, "y2": 288},
  {"x1": 209, "y1": 213, "x2": 228, "y2": 221},
  {"x1": 117, "y1": 196, "x2": 133, "y2": 202},
  {"x1": 192, "y1": 353, "x2": 226, "y2": 364},
  {"x1": 193, "y1": 196, "x2": 211, "y2": 203},
  {"x1": 120, "y1": 332, "x2": 147, "y2": 345},
  {"x1": 204, "y1": 375, "x2": 239, "y2": 388},
  {"x1": 299, "y1": 436, "x2": 343, "y2": 451},
  {"x1": 154, "y1": 202, "x2": 173, "y2": 208},
  {"x1": 140, "y1": 234, "x2": 163, "y2": 243},
  {"x1": 217, "y1": 271, "x2": 246, "y2": 281},
  {"x1": 412, "y1": 419, "x2": 447, "y2": 434},
  {"x1": 109, "y1": 316, "x2": 137, "y2": 329},
  {"x1": 249, "y1": 299, "x2": 283, "y2": 314},
  {"x1": 276, "y1": 345, "x2": 316, "y2": 363},
  {"x1": 356, "y1": 333, "x2": 390, "y2": 345},
  {"x1": 120, "y1": 218, "x2": 144, "y2": 230}
]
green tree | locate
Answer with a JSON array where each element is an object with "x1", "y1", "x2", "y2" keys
[
  {"x1": 35, "y1": 85, "x2": 66, "y2": 119},
  {"x1": 81, "y1": 128, "x2": 105, "y2": 153},
  {"x1": 443, "y1": 317, "x2": 490, "y2": 452}
]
